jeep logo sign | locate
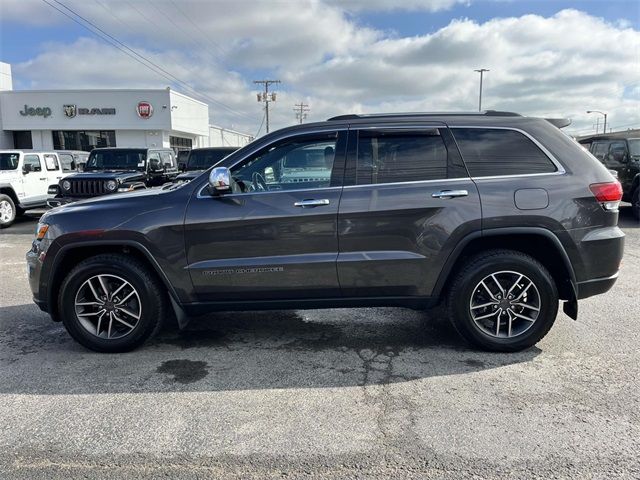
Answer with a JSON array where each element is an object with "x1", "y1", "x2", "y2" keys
[
  {"x1": 136, "y1": 101, "x2": 153, "y2": 119},
  {"x1": 19, "y1": 105, "x2": 52, "y2": 118}
]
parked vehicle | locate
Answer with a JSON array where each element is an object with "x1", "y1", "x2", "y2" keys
[
  {"x1": 27, "y1": 111, "x2": 624, "y2": 352},
  {"x1": 56, "y1": 150, "x2": 89, "y2": 172},
  {"x1": 176, "y1": 147, "x2": 238, "y2": 182},
  {"x1": 47, "y1": 147, "x2": 178, "y2": 207},
  {"x1": 578, "y1": 136, "x2": 640, "y2": 219},
  {"x1": 0, "y1": 150, "x2": 71, "y2": 227}
]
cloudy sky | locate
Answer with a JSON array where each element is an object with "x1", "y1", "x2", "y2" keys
[{"x1": 0, "y1": 0, "x2": 638, "y2": 137}]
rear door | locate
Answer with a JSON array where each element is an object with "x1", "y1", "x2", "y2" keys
[
  {"x1": 337, "y1": 124, "x2": 481, "y2": 298},
  {"x1": 184, "y1": 129, "x2": 347, "y2": 301},
  {"x1": 43, "y1": 153, "x2": 64, "y2": 186}
]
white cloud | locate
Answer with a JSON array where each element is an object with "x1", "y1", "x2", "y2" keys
[{"x1": 3, "y1": 2, "x2": 640, "y2": 136}]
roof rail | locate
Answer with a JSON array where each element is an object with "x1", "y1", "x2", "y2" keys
[{"x1": 327, "y1": 110, "x2": 521, "y2": 121}]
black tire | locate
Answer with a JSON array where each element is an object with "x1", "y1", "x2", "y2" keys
[
  {"x1": 447, "y1": 249, "x2": 558, "y2": 352},
  {"x1": 632, "y1": 187, "x2": 640, "y2": 220},
  {"x1": 58, "y1": 254, "x2": 166, "y2": 352},
  {"x1": 0, "y1": 194, "x2": 16, "y2": 228}
]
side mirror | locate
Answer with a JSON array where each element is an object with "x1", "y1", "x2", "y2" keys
[
  {"x1": 22, "y1": 164, "x2": 33, "y2": 174},
  {"x1": 178, "y1": 162, "x2": 187, "y2": 172},
  {"x1": 208, "y1": 167, "x2": 232, "y2": 194},
  {"x1": 149, "y1": 158, "x2": 162, "y2": 172}
]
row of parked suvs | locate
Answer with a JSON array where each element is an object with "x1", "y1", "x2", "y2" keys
[{"x1": 0, "y1": 146, "x2": 238, "y2": 227}]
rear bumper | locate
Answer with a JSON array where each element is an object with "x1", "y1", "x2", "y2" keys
[{"x1": 576, "y1": 272, "x2": 619, "y2": 299}]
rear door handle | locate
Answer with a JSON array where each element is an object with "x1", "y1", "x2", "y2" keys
[
  {"x1": 294, "y1": 199, "x2": 330, "y2": 208},
  {"x1": 39, "y1": 177, "x2": 47, "y2": 181},
  {"x1": 431, "y1": 189, "x2": 468, "y2": 199}
]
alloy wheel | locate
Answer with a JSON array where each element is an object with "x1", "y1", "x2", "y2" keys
[
  {"x1": 0, "y1": 200, "x2": 13, "y2": 223},
  {"x1": 469, "y1": 270, "x2": 541, "y2": 338},
  {"x1": 74, "y1": 274, "x2": 142, "y2": 339}
]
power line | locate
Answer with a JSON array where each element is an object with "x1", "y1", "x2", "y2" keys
[
  {"x1": 41, "y1": 0, "x2": 254, "y2": 122},
  {"x1": 294, "y1": 102, "x2": 309, "y2": 124},
  {"x1": 167, "y1": 0, "x2": 227, "y2": 60},
  {"x1": 254, "y1": 80, "x2": 281, "y2": 133}
]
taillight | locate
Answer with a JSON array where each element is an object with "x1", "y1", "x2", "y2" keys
[{"x1": 590, "y1": 181, "x2": 623, "y2": 211}]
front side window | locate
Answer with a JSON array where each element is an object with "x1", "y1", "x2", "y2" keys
[
  {"x1": 0, "y1": 153, "x2": 20, "y2": 170},
  {"x1": 187, "y1": 149, "x2": 236, "y2": 171},
  {"x1": 452, "y1": 128, "x2": 557, "y2": 177},
  {"x1": 232, "y1": 136, "x2": 337, "y2": 192},
  {"x1": 628, "y1": 139, "x2": 640, "y2": 157},
  {"x1": 44, "y1": 154, "x2": 59, "y2": 171},
  {"x1": 356, "y1": 130, "x2": 447, "y2": 185},
  {"x1": 23, "y1": 154, "x2": 42, "y2": 172},
  {"x1": 85, "y1": 149, "x2": 146, "y2": 171},
  {"x1": 591, "y1": 142, "x2": 608, "y2": 160}
]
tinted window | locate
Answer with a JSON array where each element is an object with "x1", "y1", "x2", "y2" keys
[
  {"x1": 23, "y1": 154, "x2": 42, "y2": 172},
  {"x1": 86, "y1": 149, "x2": 146, "y2": 171},
  {"x1": 0, "y1": 153, "x2": 20, "y2": 170},
  {"x1": 452, "y1": 128, "x2": 557, "y2": 177},
  {"x1": 187, "y1": 149, "x2": 236, "y2": 170},
  {"x1": 356, "y1": 131, "x2": 447, "y2": 185},
  {"x1": 232, "y1": 137, "x2": 337, "y2": 192},
  {"x1": 59, "y1": 153, "x2": 76, "y2": 172},
  {"x1": 591, "y1": 142, "x2": 608, "y2": 160},
  {"x1": 44, "y1": 154, "x2": 59, "y2": 171}
]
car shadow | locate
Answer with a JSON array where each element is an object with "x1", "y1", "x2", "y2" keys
[{"x1": 0, "y1": 303, "x2": 540, "y2": 395}]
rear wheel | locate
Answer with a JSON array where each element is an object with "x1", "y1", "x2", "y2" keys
[
  {"x1": 58, "y1": 254, "x2": 166, "y2": 352},
  {"x1": 0, "y1": 194, "x2": 16, "y2": 228},
  {"x1": 632, "y1": 187, "x2": 639, "y2": 220},
  {"x1": 447, "y1": 249, "x2": 558, "y2": 352}
]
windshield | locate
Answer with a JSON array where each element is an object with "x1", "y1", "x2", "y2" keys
[
  {"x1": 85, "y1": 149, "x2": 146, "y2": 171},
  {"x1": 0, "y1": 153, "x2": 20, "y2": 170},
  {"x1": 628, "y1": 139, "x2": 640, "y2": 156},
  {"x1": 186, "y1": 149, "x2": 236, "y2": 170}
]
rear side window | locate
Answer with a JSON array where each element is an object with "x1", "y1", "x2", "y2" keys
[
  {"x1": 356, "y1": 130, "x2": 447, "y2": 185},
  {"x1": 591, "y1": 142, "x2": 608, "y2": 160},
  {"x1": 160, "y1": 151, "x2": 176, "y2": 169},
  {"x1": 59, "y1": 153, "x2": 76, "y2": 172},
  {"x1": 44, "y1": 154, "x2": 59, "y2": 171},
  {"x1": 452, "y1": 128, "x2": 557, "y2": 177}
]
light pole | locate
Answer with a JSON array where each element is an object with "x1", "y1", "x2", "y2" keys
[
  {"x1": 587, "y1": 110, "x2": 607, "y2": 135},
  {"x1": 474, "y1": 68, "x2": 489, "y2": 112}
]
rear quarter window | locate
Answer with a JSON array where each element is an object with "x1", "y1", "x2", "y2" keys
[{"x1": 452, "y1": 128, "x2": 557, "y2": 177}]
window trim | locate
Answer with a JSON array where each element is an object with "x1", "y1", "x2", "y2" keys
[
  {"x1": 44, "y1": 153, "x2": 60, "y2": 172},
  {"x1": 23, "y1": 154, "x2": 42, "y2": 171},
  {"x1": 449, "y1": 125, "x2": 566, "y2": 180}
]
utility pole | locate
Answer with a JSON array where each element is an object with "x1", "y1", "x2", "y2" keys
[
  {"x1": 294, "y1": 102, "x2": 309, "y2": 124},
  {"x1": 474, "y1": 68, "x2": 489, "y2": 112},
  {"x1": 587, "y1": 110, "x2": 607, "y2": 135},
  {"x1": 254, "y1": 79, "x2": 281, "y2": 133}
]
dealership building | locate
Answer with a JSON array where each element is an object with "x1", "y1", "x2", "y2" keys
[{"x1": 0, "y1": 62, "x2": 253, "y2": 152}]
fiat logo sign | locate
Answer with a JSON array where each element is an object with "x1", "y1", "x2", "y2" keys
[{"x1": 136, "y1": 101, "x2": 153, "y2": 119}]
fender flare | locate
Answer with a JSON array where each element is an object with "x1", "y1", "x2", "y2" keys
[{"x1": 432, "y1": 226, "x2": 578, "y2": 319}]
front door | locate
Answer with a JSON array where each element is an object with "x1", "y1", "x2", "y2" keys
[
  {"x1": 21, "y1": 154, "x2": 48, "y2": 205},
  {"x1": 184, "y1": 130, "x2": 347, "y2": 301},
  {"x1": 337, "y1": 124, "x2": 481, "y2": 298}
]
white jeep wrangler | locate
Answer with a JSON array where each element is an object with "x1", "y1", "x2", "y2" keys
[{"x1": 0, "y1": 150, "x2": 73, "y2": 228}]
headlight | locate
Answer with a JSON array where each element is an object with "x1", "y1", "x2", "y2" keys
[
  {"x1": 106, "y1": 180, "x2": 117, "y2": 191},
  {"x1": 35, "y1": 222, "x2": 49, "y2": 240},
  {"x1": 61, "y1": 180, "x2": 71, "y2": 191}
]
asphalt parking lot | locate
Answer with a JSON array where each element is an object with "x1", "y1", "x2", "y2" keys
[{"x1": 0, "y1": 207, "x2": 638, "y2": 479}]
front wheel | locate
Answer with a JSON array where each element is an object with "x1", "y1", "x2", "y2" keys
[
  {"x1": 58, "y1": 254, "x2": 166, "y2": 352},
  {"x1": 0, "y1": 194, "x2": 16, "y2": 228},
  {"x1": 447, "y1": 249, "x2": 558, "y2": 352}
]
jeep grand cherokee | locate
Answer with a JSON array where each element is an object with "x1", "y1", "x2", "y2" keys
[{"x1": 27, "y1": 111, "x2": 624, "y2": 352}]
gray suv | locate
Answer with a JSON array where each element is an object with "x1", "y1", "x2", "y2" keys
[{"x1": 27, "y1": 112, "x2": 625, "y2": 353}]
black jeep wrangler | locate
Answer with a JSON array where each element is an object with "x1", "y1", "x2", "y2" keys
[
  {"x1": 48, "y1": 147, "x2": 178, "y2": 207},
  {"x1": 579, "y1": 136, "x2": 640, "y2": 219}
]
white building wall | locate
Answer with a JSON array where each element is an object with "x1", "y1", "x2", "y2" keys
[
  {"x1": 0, "y1": 62, "x2": 12, "y2": 91},
  {"x1": 208, "y1": 125, "x2": 253, "y2": 147},
  {"x1": 115, "y1": 130, "x2": 148, "y2": 147}
]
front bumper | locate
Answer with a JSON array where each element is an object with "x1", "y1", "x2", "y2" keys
[{"x1": 47, "y1": 196, "x2": 78, "y2": 208}]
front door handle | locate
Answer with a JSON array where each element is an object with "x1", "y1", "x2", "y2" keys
[
  {"x1": 294, "y1": 199, "x2": 330, "y2": 208},
  {"x1": 431, "y1": 189, "x2": 468, "y2": 199},
  {"x1": 39, "y1": 177, "x2": 47, "y2": 181}
]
